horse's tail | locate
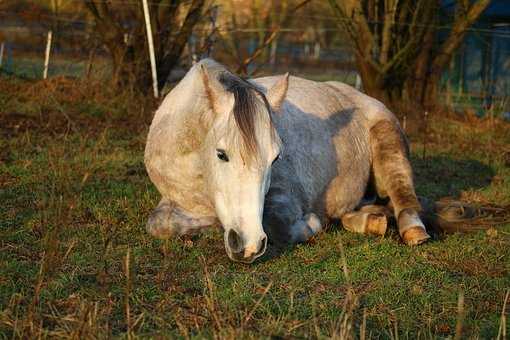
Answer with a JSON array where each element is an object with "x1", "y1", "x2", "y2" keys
[{"x1": 418, "y1": 197, "x2": 510, "y2": 235}]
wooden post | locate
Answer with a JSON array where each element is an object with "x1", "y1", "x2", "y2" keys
[
  {"x1": 43, "y1": 30, "x2": 53, "y2": 79},
  {"x1": 141, "y1": 0, "x2": 159, "y2": 98},
  {"x1": 0, "y1": 42, "x2": 4, "y2": 69}
]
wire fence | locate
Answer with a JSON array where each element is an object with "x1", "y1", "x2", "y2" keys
[
  {"x1": 0, "y1": 19, "x2": 359, "y2": 82},
  {"x1": 0, "y1": 10, "x2": 509, "y2": 114}
]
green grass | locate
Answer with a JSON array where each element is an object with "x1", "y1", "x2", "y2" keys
[
  {"x1": 1, "y1": 56, "x2": 111, "y2": 80},
  {"x1": 0, "y1": 76, "x2": 509, "y2": 338}
]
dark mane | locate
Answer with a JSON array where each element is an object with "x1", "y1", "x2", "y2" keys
[{"x1": 218, "y1": 72, "x2": 273, "y2": 158}]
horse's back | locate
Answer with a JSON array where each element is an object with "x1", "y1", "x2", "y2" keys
[
  {"x1": 255, "y1": 75, "x2": 396, "y2": 126},
  {"x1": 254, "y1": 75, "x2": 396, "y2": 218}
]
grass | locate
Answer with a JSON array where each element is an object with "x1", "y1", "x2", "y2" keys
[
  {"x1": 1, "y1": 55, "x2": 111, "y2": 80},
  {"x1": 0, "y1": 75, "x2": 509, "y2": 338}
]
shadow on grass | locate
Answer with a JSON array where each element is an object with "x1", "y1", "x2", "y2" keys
[
  {"x1": 411, "y1": 155, "x2": 495, "y2": 200},
  {"x1": 260, "y1": 155, "x2": 496, "y2": 263}
]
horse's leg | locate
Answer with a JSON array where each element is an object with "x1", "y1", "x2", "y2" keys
[
  {"x1": 341, "y1": 205, "x2": 389, "y2": 236},
  {"x1": 263, "y1": 190, "x2": 323, "y2": 245},
  {"x1": 147, "y1": 198, "x2": 217, "y2": 239},
  {"x1": 369, "y1": 120, "x2": 431, "y2": 245}
]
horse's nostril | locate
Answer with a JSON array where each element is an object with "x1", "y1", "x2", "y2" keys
[
  {"x1": 256, "y1": 236, "x2": 268, "y2": 256},
  {"x1": 261, "y1": 235, "x2": 267, "y2": 248},
  {"x1": 227, "y1": 229, "x2": 243, "y2": 253}
]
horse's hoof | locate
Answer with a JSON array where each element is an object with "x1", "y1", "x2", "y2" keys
[
  {"x1": 398, "y1": 208, "x2": 430, "y2": 245},
  {"x1": 366, "y1": 213, "x2": 387, "y2": 236},
  {"x1": 305, "y1": 213, "x2": 323, "y2": 235},
  {"x1": 402, "y1": 227, "x2": 430, "y2": 246}
]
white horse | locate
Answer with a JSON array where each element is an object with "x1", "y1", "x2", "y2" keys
[{"x1": 144, "y1": 59, "x2": 430, "y2": 263}]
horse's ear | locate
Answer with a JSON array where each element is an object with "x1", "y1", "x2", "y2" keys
[
  {"x1": 266, "y1": 73, "x2": 289, "y2": 113},
  {"x1": 199, "y1": 64, "x2": 222, "y2": 114}
]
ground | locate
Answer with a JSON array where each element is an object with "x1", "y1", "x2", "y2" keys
[{"x1": 0, "y1": 76, "x2": 509, "y2": 338}]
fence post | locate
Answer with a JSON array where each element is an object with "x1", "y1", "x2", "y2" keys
[
  {"x1": 43, "y1": 30, "x2": 53, "y2": 79},
  {"x1": 313, "y1": 41, "x2": 320, "y2": 60},
  {"x1": 189, "y1": 34, "x2": 198, "y2": 64},
  {"x1": 355, "y1": 73, "x2": 362, "y2": 91},
  {"x1": 270, "y1": 41, "x2": 277, "y2": 67},
  {"x1": 141, "y1": 0, "x2": 159, "y2": 98},
  {"x1": 0, "y1": 42, "x2": 5, "y2": 69}
]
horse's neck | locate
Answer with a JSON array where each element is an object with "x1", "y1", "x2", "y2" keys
[
  {"x1": 146, "y1": 113, "x2": 213, "y2": 215},
  {"x1": 146, "y1": 96, "x2": 208, "y2": 177}
]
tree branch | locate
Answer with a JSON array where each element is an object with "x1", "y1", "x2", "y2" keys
[
  {"x1": 431, "y1": 0, "x2": 491, "y2": 73},
  {"x1": 328, "y1": 0, "x2": 382, "y2": 73},
  {"x1": 378, "y1": 0, "x2": 432, "y2": 74},
  {"x1": 157, "y1": 0, "x2": 205, "y2": 87},
  {"x1": 233, "y1": 0, "x2": 313, "y2": 74},
  {"x1": 380, "y1": 0, "x2": 398, "y2": 65}
]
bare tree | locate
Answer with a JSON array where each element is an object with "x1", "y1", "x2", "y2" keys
[
  {"x1": 327, "y1": 0, "x2": 491, "y2": 108},
  {"x1": 83, "y1": 0, "x2": 208, "y2": 91},
  {"x1": 218, "y1": 0, "x2": 312, "y2": 76}
]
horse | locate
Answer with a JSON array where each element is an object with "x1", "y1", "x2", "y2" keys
[{"x1": 144, "y1": 59, "x2": 430, "y2": 263}]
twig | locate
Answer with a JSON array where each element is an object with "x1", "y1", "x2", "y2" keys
[
  {"x1": 338, "y1": 237, "x2": 351, "y2": 284},
  {"x1": 360, "y1": 308, "x2": 367, "y2": 340},
  {"x1": 312, "y1": 297, "x2": 321, "y2": 339},
  {"x1": 235, "y1": 0, "x2": 312, "y2": 75},
  {"x1": 497, "y1": 290, "x2": 509, "y2": 340},
  {"x1": 422, "y1": 110, "x2": 429, "y2": 161},
  {"x1": 72, "y1": 304, "x2": 93, "y2": 339},
  {"x1": 124, "y1": 248, "x2": 132, "y2": 340},
  {"x1": 454, "y1": 290, "x2": 465, "y2": 340},
  {"x1": 86, "y1": 46, "x2": 96, "y2": 79},
  {"x1": 200, "y1": 256, "x2": 222, "y2": 330},
  {"x1": 243, "y1": 281, "x2": 273, "y2": 325},
  {"x1": 337, "y1": 237, "x2": 356, "y2": 338},
  {"x1": 236, "y1": 29, "x2": 279, "y2": 74}
]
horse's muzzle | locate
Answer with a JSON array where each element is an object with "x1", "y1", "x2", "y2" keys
[{"x1": 225, "y1": 229, "x2": 267, "y2": 263}]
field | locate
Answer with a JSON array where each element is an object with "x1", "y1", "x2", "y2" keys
[{"x1": 0, "y1": 75, "x2": 509, "y2": 339}]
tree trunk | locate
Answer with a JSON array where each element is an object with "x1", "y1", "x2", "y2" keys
[
  {"x1": 84, "y1": 0, "x2": 206, "y2": 93},
  {"x1": 404, "y1": 23, "x2": 436, "y2": 106},
  {"x1": 423, "y1": 72, "x2": 441, "y2": 108},
  {"x1": 355, "y1": 56, "x2": 389, "y2": 105},
  {"x1": 156, "y1": 0, "x2": 205, "y2": 88},
  {"x1": 423, "y1": 0, "x2": 491, "y2": 108},
  {"x1": 328, "y1": 0, "x2": 491, "y2": 112}
]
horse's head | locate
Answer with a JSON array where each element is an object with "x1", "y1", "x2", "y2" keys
[{"x1": 197, "y1": 60, "x2": 288, "y2": 263}]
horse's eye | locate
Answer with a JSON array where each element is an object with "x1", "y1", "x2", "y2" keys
[{"x1": 216, "y1": 149, "x2": 229, "y2": 162}]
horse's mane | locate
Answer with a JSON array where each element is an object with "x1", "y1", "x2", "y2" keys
[{"x1": 218, "y1": 72, "x2": 274, "y2": 161}]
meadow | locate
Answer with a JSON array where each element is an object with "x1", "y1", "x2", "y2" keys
[{"x1": 0, "y1": 75, "x2": 509, "y2": 338}]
